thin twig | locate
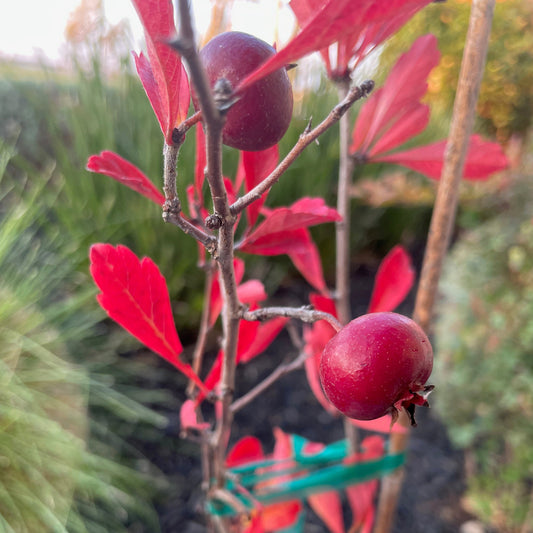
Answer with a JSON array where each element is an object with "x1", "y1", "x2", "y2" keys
[
  {"x1": 335, "y1": 78, "x2": 360, "y2": 456},
  {"x1": 242, "y1": 306, "x2": 342, "y2": 331},
  {"x1": 373, "y1": 1, "x2": 496, "y2": 532},
  {"x1": 335, "y1": 78, "x2": 356, "y2": 326},
  {"x1": 162, "y1": 142, "x2": 180, "y2": 203},
  {"x1": 231, "y1": 350, "x2": 309, "y2": 413},
  {"x1": 229, "y1": 80, "x2": 374, "y2": 217},
  {"x1": 161, "y1": 141, "x2": 218, "y2": 252},
  {"x1": 163, "y1": 207, "x2": 217, "y2": 252}
]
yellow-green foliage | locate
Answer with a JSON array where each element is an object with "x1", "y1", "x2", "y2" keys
[{"x1": 384, "y1": 0, "x2": 533, "y2": 141}]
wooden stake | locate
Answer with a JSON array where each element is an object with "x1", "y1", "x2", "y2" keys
[{"x1": 373, "y1": 0, "x2": 496, "y2": 531}]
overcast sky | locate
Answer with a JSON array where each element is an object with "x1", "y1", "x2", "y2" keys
[{"x1": 0, "y1": 0, "x2": 295, "y2": 64}]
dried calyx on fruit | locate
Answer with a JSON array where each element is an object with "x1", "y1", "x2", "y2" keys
[
  {"x1": 197, "y1": 31, "x2": 293, "y2": 151},
  {"x1": 319, "y1": 312, "x2": 434, "y2": 426}
]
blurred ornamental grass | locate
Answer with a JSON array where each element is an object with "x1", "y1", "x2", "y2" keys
[{"x1": 0, "y1": 139, "x2": 165, "y2": 531}]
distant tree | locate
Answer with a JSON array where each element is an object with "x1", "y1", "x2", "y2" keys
[{"x1": 383, "y1": 0, "x2": 533, "y2": 143}]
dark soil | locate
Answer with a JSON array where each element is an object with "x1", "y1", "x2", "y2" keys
[{"x1": 129, "y1": 262, "x2": 480, "y2": 533}]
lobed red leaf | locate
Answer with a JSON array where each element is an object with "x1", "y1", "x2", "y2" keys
[
  {"x1": 351, "y1": 34, "x2": 440, "y2": 157},
  {"x1": 86, "y1": 150, "x2": 165, "y2": 205},
  {"x1": 375, "y1": 134, "x2": 509, "y2": 180},
  {"x1": 89, "y1": 244, "x2": 206, "y2": 391},
  {"x1": 303, "y1": 440, "x2": 345, "y2": 533},
  {"x1": 345, "y1": 436, "x2": 385, "y2": 532},
  {"x1": 199, "y1": 313, "x2": 287, "y2": 402},
  {"x1": 226, "y1": 436, "x2": 265, "y2": 468},
  {"x1": 239, "y1": 145, "x2": 280, "y2": 228},
  {"x1": 238, "y1": 198, "x2": 341, "y2": 255},
  {"x1": 368, "y1": 245, "x2": 415, "y2": 313},
  {"x1": 287, "y1": 229, "x2": 328, "y2": 294},
  {"x1": 304, "y1": 294, "x2": 341, "y2": 416},
  {"x1": 291, "y1": 0, "x2": 425, "y2": 78}
]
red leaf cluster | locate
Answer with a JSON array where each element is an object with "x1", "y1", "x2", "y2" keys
[
  {"x1": 351, "y1": 34, "x2": 509, "y2": 180},
  {"x1": 237, "y1": 0, "x2": 434, "y2": 93},
  {"x1": 290, "y1": 0, "x2": 431, "y2": 79},
  {"x1": 238, "y1": 198, "x2": 341, "y2": 294}
]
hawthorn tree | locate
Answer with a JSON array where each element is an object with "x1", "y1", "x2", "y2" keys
[{"x1": 87, "y1": 0, "x2": 506, "y2": 531}]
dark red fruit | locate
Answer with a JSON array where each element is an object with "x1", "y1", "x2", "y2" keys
[
  {"x1": 198, "y1": 31, "x2": 293, "y2": 151},
  {"x1": 319, "y1": 312, "x2": 434, "y2": 425}
]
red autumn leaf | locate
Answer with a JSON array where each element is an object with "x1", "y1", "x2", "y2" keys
[
  {"x1": 287, "y1": 229, "x2": 328, "y2": 294},
  {"x1": 259, "y1": 428, "x2": 303, "y2": 529},
  {"x1": 375, "y1": 134, "x2": 509, "y2": 180},
  {"x1": 304, "y1": 294, "x2": 340, "y2": 416},
  {"x1": 238, "y1": 145, "x2": 279, "y2": 228},
  {"x1": 180, "y1": 399, "x2": 210, "y2": 432},
  {"x1": 226, "y1": 436, "x2": 265, "y2": 468},
  {"x1": 238, "y1": 198, "x2": 341, "y2": 255},
  {"x1": 131, "y1": 0, "x2": 190, "y2": 144},
  {"x1": 303, "y1": 442, "x2": 345, "y2": 533},
  {"x1": 86, "y1": 150, "x2": 165, "y2": 206},
  {"x1": 255, "y1": 501, "x2": 302, "y2": 532},
  {"x1": 351, "y1": 34, "x2": 440, "y2": 157},
  {"x1": 239, "y1": 316, "x2": 289, "y2": 364},
  {"x1": 238, "y1": 0, "x2": 434, "y2": 93},
  {"x1": 290, "y1": 0, "x2": 424, "y2": 79},
  {"x1": 347, "y1": 7, "x2": 428, "y2": 71},
  {"x1": 199, "y1": 311, "x2": 287, "y2": 402},
  {"x1": 368, "y1": 245, "x2": 415, "y2": 313},
  {"x1": 89, "y1": 244, "x2": 206, "y2": 391},
  {"x1": 234, "y1": 429, "x2": 301, "y2": 532}
]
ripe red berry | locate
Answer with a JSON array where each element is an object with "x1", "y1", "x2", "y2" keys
[
  {"x1": 319, "y1": 312, "x2": 434, "y2": 426},
  {"x1": 198, "y1": 31, "x2": 293, "y2": 151}
]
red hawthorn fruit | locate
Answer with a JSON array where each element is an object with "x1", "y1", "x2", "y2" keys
[
  {"x1": 319, "y1": 312, "x2": 434, "y2": 426},
  {"x1": 198, "y1": 31, "x2": 293, "y2": 151}
]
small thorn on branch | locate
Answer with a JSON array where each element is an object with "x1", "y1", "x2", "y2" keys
[{"x1": 303, "y1": 117, "x2": 313, "y2": 135}]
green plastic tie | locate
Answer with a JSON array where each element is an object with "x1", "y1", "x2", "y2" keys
[{"x1": 207, "y1": 436, "x2": 405, "y2": 517}]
